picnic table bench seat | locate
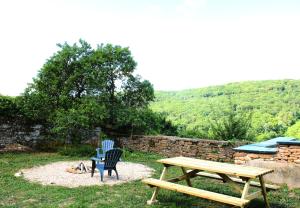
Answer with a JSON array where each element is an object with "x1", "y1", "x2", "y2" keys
[{"x1": 143, "y1": 178, "x2": 249, "y2": 207}]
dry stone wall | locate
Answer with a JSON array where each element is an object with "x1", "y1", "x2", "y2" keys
[
  {"x1": 276, "y1": 144, "x2": 300, "y2": 163},
  {"x1": 0, "y1": 121, "x2": 101, "y2": 150},
  {"x1": 116, "y1": 135, "x2": 248, "y2": 162},
  {"x1": 234, "y1": 144, "x2": 300, "y2": 165},
  {"x1": 234, "y1": 152, "x2": 274, "y2": 164},
  {"x1": 1, "y1": 120, "x2": 248, "y2": 162},
  {"x1": 234, "y1": 143, "x2": 300, "y2": 188},
  {"x1": 0, "y1": 121, "x2": 44, "y2": 148}
]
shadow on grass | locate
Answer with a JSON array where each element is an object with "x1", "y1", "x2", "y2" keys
[{"x1": 248, "y1": 200, "x2": 290, "y2": 208}]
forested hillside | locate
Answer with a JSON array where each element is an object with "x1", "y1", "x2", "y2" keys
[{"x1": 151, "y1": 80, "x2": 300, "y2": 141}]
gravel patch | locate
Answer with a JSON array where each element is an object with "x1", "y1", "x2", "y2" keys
[{"x1": 16, "y1": 160, "x2": 154, "y2": 188}]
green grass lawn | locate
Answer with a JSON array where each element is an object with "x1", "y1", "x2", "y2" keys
[{"x1": 0, "y1": 151, "x2": 299, "y2": 208}]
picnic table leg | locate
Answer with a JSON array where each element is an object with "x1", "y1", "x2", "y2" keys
[
  {"x1": 91, "y1": 160, "x2": 96, "y2": 177},
  {"x1": 181, "y1": 167, "x2": 192, "y2": 187},
  {"x1": 147, "y1": 166, "x2": 168, "y2": 205},
  {"x1": 259, "y1": 176, "x2": 270, "y2": 208},
  {"x1": 241, "y1": 179, "x2": 250, "y2": 199},
  {"x1": 218, "y1": 173, "x2": 243, "y2": 194}
]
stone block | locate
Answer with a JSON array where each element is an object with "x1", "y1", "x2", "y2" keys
[
  {"x1": 290, "y1": 146, "x2": 300, "y2": 149},
  {"x1": 234, "y1": 152, "x2": 247, "y2": 157},
  {"x1": 247, "y1": 154, "x2": 259, "y2": 159},
  {"x1": 234, "y1": 160, "x2": 246, "y2": 165},
  {"x1": 235, "y1": 157, "x2": 246, "y2": 161},
  {"x1": 290, "y1": 149, "x2": 300, "y2": 154},
  {"x1": 258, "y1": 154, "x2": 274, "y2": 159}
]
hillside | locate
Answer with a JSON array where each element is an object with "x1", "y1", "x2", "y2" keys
[{"x1": 151, "y1": 80, "x2": 300, "y2": 140}]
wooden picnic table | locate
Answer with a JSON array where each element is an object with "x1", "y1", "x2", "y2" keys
[{"x1": 143, "y1": 156, "x2": 278, "y2": 208}]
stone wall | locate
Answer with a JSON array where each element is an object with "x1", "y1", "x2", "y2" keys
[
  {"x1": 0, "y1": 121, "x2": 102, "y2": 150},
  {"x1": 234, "y1": 152, "x2": 274, "y2": 164},
  {"x1": 1, "y1": 120, "x2": 248, "y2": 162},
  {"x1": 117, "y1": 135, "x2": 248, "y2": 162},
  {"x1": 234, "y1": 143, "x2": 300, "y2": 188},
  {"x1": 0, "y1": 121, "x2": 44, "y2": 148},
  {"x1": 234, "y1": 144, "x2": 300, "y2": 165},
  {"x1": 276, "y1": 144, "x2": 300, "y2": 163}
]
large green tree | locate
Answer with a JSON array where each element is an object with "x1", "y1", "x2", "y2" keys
[{"x1": 21, "y1": 40, "x2": 155, "y2": 143}]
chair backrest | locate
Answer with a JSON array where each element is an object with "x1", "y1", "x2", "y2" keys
[
  {"x1": 102, "y1": 140, "x2": 114, "y2": 153},
  {"x1": 104, "y1": 149, "x2": 123, "y2": 169}
]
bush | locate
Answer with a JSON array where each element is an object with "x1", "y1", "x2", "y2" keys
[
  {"x1": 58, "y1": 145, "x2": 95, "y2": 157},
  {"x1": 286, "y1": 121, "x2": 300, "y2": 139},
  {"x1": 209, "y1": 97, "x2": 253, "y2": 141},
  {"x1": 0, "y1": 96, "x2": 20, "y2": 118},
  {"x1": 35, "y1": 137, "x2": 64, "y2": 152}
]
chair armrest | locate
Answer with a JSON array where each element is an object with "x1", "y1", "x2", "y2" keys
[
  {"x1": 96, "y1": 148, "x2": 102, "y2": 152},
  {"x1": 91, "y1": 157, "x2": 104, "y2": 161},
  {"x1": 96, "y1": 148, "x2": 103, "y2": 158}
]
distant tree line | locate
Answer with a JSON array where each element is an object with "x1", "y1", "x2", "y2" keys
[{"x1": 151, "y1": 80, "x2": 300, "y2": 141}]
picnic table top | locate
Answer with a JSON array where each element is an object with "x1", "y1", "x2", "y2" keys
[{"x1": 157, "y1": 157, "x2": 273, "y2": 178}]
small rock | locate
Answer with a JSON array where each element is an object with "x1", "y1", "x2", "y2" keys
[{"x1": 14, "y1": 171, "x2": 24, "y2": 177}]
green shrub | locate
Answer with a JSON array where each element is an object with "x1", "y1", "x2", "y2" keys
[
  {"x1": 286, "y1": 121, "x2": 300, "y2": 139},
  {"x1": 0, "y1": 95, "x2": 19, "y2": 118},
  {"x1": 58, "y1": 145, "x2": 95, "y2": 157},
  {"x1": 209, "y1": 97, "x2": 253, "y2": 141},
  {"x1": 35, "y1": 137, "x2": 64, "y2": 152}
]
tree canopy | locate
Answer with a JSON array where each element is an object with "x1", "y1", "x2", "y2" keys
[
  {"x1": 19, "y1": 39, "x2": 159, "y2": 143},
  {"x1": 151, "y1": 80, "x2": 300, "y2": 141},
  {"x1": 286, "y1": 121, "x2": 300, "y2": 139}
]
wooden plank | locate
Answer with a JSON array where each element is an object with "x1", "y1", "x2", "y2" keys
[
  {"x1": 143, "y1": 178, "x2": 249, "y2": 207},
  {"x1": 181, "y1": 167, "x2": 192, "y2": 187},
  {"x1": 217, "y1": 173, "x2": 243, "y2": 193},
  {"x1": 259, "y1": 176, "x2": 271, "y2": 208},
  {"x1": 167, "y1": 169, "x2": 199, "y2": 183},
  {"x1": 195, "y1": 171, "x2": 280, "y2": 190},
  {"x1": 245, "y1": 191, "x2": 261, "y2": 201},
  {"x1": 147, "y1": 167, "x2": 168, "y2": 205},
  {"x1": 158, "y1": 157, "x2": 273, "y2": 178},
  {"x1": 241, "y1": 179, "x2": 250, "y2": 199}
]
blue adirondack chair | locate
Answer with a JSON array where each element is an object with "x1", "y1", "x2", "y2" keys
[
  {"x1": 96, "y1": 139, "x2": 114, "y2": 159},
  {"x1": 96, "y1": 148, "x2": 123, "y2": 181}
]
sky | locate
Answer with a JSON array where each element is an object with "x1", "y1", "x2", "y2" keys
[{"x1": 1, "y1": 0, "x2": 300, "y2": 96}]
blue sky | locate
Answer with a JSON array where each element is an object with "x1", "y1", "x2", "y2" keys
[{"x1": 1, "y1": 0, "x2": 300, "y2": 95}]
